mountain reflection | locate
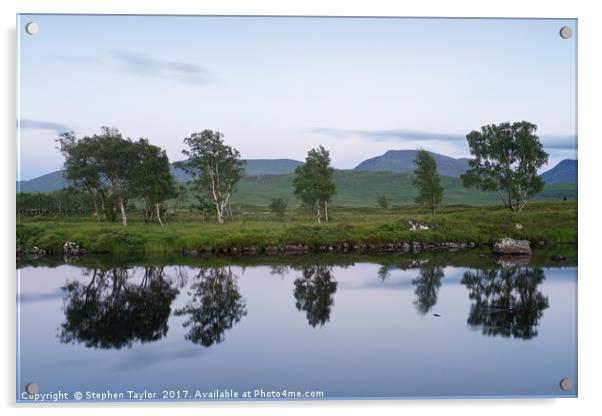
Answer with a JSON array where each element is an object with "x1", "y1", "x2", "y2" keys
[
  {"x1": 60, "y1": 266, "x2": 179, "y2": 349},
  {"x1": 174, "y1": 267, "x2": 247, "y2": 347},
  {"x1": 294, "y1": 265, "x2": 338, "y2": 327},
  {"x1": 412, "y1": 267, "x2": 445, "y2": 315},
  {"x1": 461, "y1": 266, "x2": 549, "y2": 339}
]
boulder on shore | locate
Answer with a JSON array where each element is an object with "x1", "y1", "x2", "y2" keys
[
  {"x1": 408, "y1": 220, "x2": 430, "y2": 231},
  {"x1": 63, "y1": 241, "x2": 86, "y2": 256},
  {"x1": 492, "y1": 237, "x2": 532, "y2": 256}
]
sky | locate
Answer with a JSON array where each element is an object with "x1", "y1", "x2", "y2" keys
[{"x1": 17, "y1": 15, "x2": 577, "y2": 181}]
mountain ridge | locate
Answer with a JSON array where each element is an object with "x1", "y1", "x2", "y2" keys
[
  {"x1": 17, "y1": 153, "x2": 577, "y2": 193},
  {"x1": 354, "y1": 149, "x2": 470, "y2": 177}
]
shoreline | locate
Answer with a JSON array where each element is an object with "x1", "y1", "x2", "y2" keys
[{"x1": 17, "y1": 239, "x2": 578, "y2": 259}]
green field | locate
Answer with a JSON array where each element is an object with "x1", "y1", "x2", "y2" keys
[
  {"x1": 229, "y1": 171, "x2": 576, "y2": 207},
  {"x1": 17, "y1": 201, "x2": 577, "y2": 255}
]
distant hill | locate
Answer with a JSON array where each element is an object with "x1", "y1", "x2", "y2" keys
[
  {"x1": 17, "y1": 153, "x2": 578, "y2": 205},
  {"x1": 231, "y1": 170, "x2": 576, "y2": 207},
  {"x1": 540, "y1": 159, "x2": 577, "y2": 184},
  {"x1": 354, "y1": 150, "x2": 470, "y2": 177},
  {"x1": 17, "y1": 170, "x2": 69, "y2": 193},
  {"x1": 17, "y1": 158, "x2": 304, "y2": 193}
]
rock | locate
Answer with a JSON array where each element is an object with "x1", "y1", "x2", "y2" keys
[
  {"x1": 284, "y1": 245, "x2": 306, "y2": 253},
  {"x1": 515, "y1": 223, "x2": 523, "y2": 230},
  {"x1": 63, "y1": 241, "x2": 86, "y2": 256},
  {"x1": 411, "y1": 241, "x2": 422, "y2": 252},
  {"x1": 408, "y1": 220, "x2": 430, "y2": 231},
  {"x1": 264, "y1": 246, "x2": 280, "y2": 254},
  {"x1": 492, "y1": 237, "x2": 531, "y2": 256},
  {"x1": 441, "y1": 242, "x2": 461, "y2": 251},
  {"x1": 496, "y1": 256, "x2": 531, "y2": 268},
  {"x1": 30, "y1": 246, "x2": 46, "y2": 258}
]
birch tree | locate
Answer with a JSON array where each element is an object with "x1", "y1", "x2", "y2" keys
[
  {"x1": 461, "y1": 121, "x2": 548, "y2": 212},
  {"x1": 179, "y1": 130, "x2": 244, "y2": 224},
  {"x1": 130, "y1": 139, "x2": 175, "y2": 227},
  {"x1": 412, "y1": 149, "x2": 443, "y2": 215},
  {"x1": 293, "y1": 146, "x2": 336, "y2": 223}
]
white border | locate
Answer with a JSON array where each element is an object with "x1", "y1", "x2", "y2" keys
[{"x1": 2, "y1": 1, "x2": 601, "y2": 415}]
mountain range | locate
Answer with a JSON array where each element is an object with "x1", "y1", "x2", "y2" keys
[
  {"x1": 540, "y1": 159, "x2": 577, "y2": 184},
  {"x1": 17, "y1": 150, "x2": 577, "y2": 193}
]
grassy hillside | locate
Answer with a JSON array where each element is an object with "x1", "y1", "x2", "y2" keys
[{"x1": 229, "y1": 170, "x2": 576, "y2": 207}]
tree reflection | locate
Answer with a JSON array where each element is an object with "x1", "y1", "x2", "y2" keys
[
  {"x1": 412, "y1": 267, "x2": 445, "y2": 315},
  {"x1": 461, "y1": 266, "x2": 549, "y2": 339},
  {"x1": 60, "y1": 266, "x2": 179, "y2": 349},
  {"x1": 174, "y1": 267, "x2": 247, "y2": 347},
  {"x1": 294, "y1": 265, "x2": 337, "y2": 327}
]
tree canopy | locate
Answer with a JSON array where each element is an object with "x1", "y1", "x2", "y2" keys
[
  {"x1": 412, "y1": 149, "x2": 443, "y2": 215},
  {"x1": 178, "y1": 130, "x2": 245, "y2": 224},
  {"x1": 56, "y1": 127, "x2": 175, "y2": 226},
  {"x1": 293, "y1": 146, "x2": 336, "y2": 223},
  {"x1": 461, "y1": 121, "x2": 548, "y2": 212}
]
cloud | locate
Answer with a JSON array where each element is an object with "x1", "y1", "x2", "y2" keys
[
  {"x1": 540, "y1": 135, "x2": 578, "y2": 150},
  {"x1": 113, "y1": 346, "x2": 205, "y2": 372},
  {"x1": 309, "y1": 128, "x2": 466, "y2": 143},
  {"x1": 18, "y1": 119, "x2": 72, "y2": 133},
  {"x1": 310, "y1": 127, "x2": 578, "y2": 151},
  {"x1": 109, "y1": 50, "x2": 208, "y2": 84}
]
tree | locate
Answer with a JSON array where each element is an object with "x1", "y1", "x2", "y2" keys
[
  {"x1": 461, "y1": 121, "x2": 549, "y2": 212},
  {"x1": 178, "y1": 130, "x2": 245, "y2": 224},
  {"x1": 412, "y1": 149, "x2": 443, "y2": 215},
  {"x1": 293, "y1": 146, "x2": 336, "y2": 223},
  {"x1": 293, "y1": 265, "x2": 338, "y2": 327},
  {"x1": 412, "y1": 266, "x2": 445, "y2": 315},
  {"x1": 174, "y1": 267, "x2": 247, "y2": 347},
  {"x1": 461, "y1": 266, "x2": 548, "y2": 339},
  {"x1": 57, "y1": 127, "x2": 138, "y2": 225},
  {"x1": 269, "y1": 197, "x2": 288, "y2": 223},
  {"x1": 175, "y1": 184, "x2": 188, "y2": 224},
  {"x1": 130, "y1": 139, "x2": 175, "y2": 227},
  {"x1": 94, "y1": 127, "x2": 139, "y2": 226},
  {"x1": 60, "y1": 266, "x2": 179, "y2": 349},
  {"x1": 56, "y1": 132, "x2": 105, "y2": 221},
  {"x1": 376, "y1": 194, "x2": 390, "y2": 210}
]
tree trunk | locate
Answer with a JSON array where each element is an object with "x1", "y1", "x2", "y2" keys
[
  {"x1": 216, "y1": 204, "x2": 224, "y2": 224},
  {"x1": 92, "y1": 192, "x2": 100, "y2": 222},
  {"x1": 324, "y1": 200, "x2": 329, "y2": 222},
  {"x1": 118, "y1": 196, "x2": 127, "y2": 226},
  {"x1": 227, "y1": 201, "x2": 233, "y2": 220},
  {"x1": 155, "y1": 203, "x2": 164, "y2": 227},
  {"x1": 316, "y1": 200, "x2": 322, "y2": 224}
]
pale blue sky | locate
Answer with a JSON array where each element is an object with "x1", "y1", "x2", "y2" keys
[{"x1": 17, "y1": 15, "x2": 577, "y2": 180}]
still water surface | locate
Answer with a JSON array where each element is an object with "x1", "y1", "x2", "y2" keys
[{"x1": 17, "y1": 253, "x2": 577, "y2": 401}]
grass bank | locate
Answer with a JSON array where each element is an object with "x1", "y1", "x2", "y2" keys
[{"x1": 17, "y1": 201, "x2": 577, "y2": 255}]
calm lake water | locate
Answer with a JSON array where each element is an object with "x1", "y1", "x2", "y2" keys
[{"x1": 17, "y1": 252, "x2": 577, "y2": 402}]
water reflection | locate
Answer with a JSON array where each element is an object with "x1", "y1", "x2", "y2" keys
[
  {"x1": 57, "y1": 261, "x2": 553, "y2": 351},
  {"x1": 461, "y1": 266, "x2": 549, "y2": 339},
  {"x1": 174, "y1": 267, "x2": 247, "y2": 347},
  {"x1": 60, "y1": 266, "x2": 179, "y2": 349},
  {"x1": 412, "y1": 267, "x2": 445, "y2": 315},
  {"x1": 293, "y1": 265, "x2": 338, "y2": 327}
]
